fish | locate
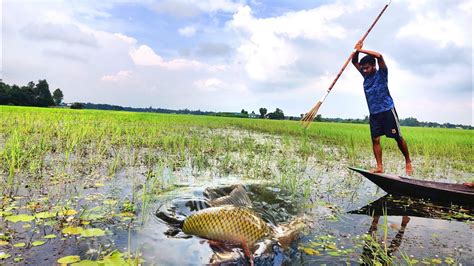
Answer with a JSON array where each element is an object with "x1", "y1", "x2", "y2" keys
[
  {"x1": 183, "y1": 185, "x2": 305, "y2": 247},
  {"x1": 158, "y1": 184, "x2": 305, "y2": 264},
  {"x1": 182, "y1": 205, "x2": 270, "y2": 245}
]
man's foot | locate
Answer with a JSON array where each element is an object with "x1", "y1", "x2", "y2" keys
[
  {"x1": 406, "y1": 162, "x2": 413, "y2": 176},
  {"x1": 369, "y1": 167, "x2": 384, "y2": 173},
  {"x1": 463, "y1": 182, "x2": 474, "y2": 188},
  {"x1": 401, "y1": 216, "x2": 410, "y2": 227}
]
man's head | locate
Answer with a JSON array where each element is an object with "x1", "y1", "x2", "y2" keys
[{"x1": 360, "y1": 55, "x2": 376, "y2": 75}]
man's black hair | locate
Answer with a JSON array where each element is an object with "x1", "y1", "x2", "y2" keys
[{"x1": 360, "y1": 55, "x2": 376, "y2": 65}]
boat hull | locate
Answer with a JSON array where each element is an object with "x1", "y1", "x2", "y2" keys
[{"x1": 349, "y1": 167, "x2": 474, "y2": 205}]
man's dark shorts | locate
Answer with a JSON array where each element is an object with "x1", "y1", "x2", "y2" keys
[{"x1": 369, "y1": 108, "x2": 402, "y2": 139}]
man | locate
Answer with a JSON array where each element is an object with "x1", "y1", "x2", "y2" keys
[{"x1": 352, "y1": 40, "x2": 413, "y2": 176}]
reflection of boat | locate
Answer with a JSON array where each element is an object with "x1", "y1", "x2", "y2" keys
[
  {"x1": 348, "y1": 194, "x2": 473, "y2": 222},
  {"x1": 349, "y1": 167, "x2": 474, "y2": 205},
  {"x1": 350, "y1": 195, "x2": 472, "y2": 265}
]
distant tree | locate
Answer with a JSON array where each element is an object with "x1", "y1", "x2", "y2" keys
[
  {"x1": 363, "y1": 115, "x2": 369, "y2": 123},
  {"x1": 400, "y1": 117, "x2": 420, "y2": 127},
  {"x1": 27, "y1": 81, "x2": 35, "y2": 89},
  {"x1": 240, "y1": 109, "x2": 248, "y2": 117},
  {"x1": 111, "y1": 105, "x2": 124, "y2": 111},
  {"x1": 70, "y1": 102, "x2": 84, "y2": 109},
  {"x1": 268, "y1": 108, "x2": 284, "y2": 120},
  {"x1": 34, "y1": 79, "x2": 54, "y2": 106},
  {"x1": 315, "y1": 114, "x2": 322, "y2": 122},
  {"x1": 259, "y1": 107, "x2": 267, "y2": 118},
  {"x1": 52, "y1": 88, "x2": 64, "y2": 106},
  {"x1": 0, "y1": 82, "x2": 10, "y2": 104}
]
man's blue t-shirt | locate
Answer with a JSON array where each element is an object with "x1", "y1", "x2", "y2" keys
[{"x1": 363, "y1": 67, "x2": 394, "y2": 114}]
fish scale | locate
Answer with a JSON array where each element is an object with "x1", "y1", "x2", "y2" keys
[{"x1": 182, "y1": 206, "x2": 271, "y2": 245}]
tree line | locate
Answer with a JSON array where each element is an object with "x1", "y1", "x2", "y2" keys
[
  {"x1": 0, "y1": 80, "x2": 63, "y2": 107},
  {"x1": 305, "y1": 114, "x2": 472, "y2": 130},
  {"x1": 239, "y1": 107, "x2": 285, "y2": 120},
  {"x1": 0, "y1": 80, "x2": 470, "y2": 129}
]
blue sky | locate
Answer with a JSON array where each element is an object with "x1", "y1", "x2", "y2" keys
[{"x1": 1, "y1": 0, "x2": 472, "y2": 125}]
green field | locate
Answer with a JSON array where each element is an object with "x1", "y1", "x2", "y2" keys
[
  {"x1": 1, "y1": 106, "x2": 472, "y2": 184},
  {"x1": 0, "y1": 106, "x2": 472, "y2": 264}
]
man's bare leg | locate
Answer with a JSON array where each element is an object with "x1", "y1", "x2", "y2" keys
[
  {"x1": 371, "y1": 137, "x2": 383, "y2": 173},
  {"x1": 396, "y1": 137, "x2": 412, "y2": 176}
]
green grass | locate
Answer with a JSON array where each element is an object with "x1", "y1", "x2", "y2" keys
[
  {"x1": 1, "y1": 105, "x2": 472, "y2": 202},
  {"x1": 1, "y1": 105, "x2": 471, "y2": 176}
]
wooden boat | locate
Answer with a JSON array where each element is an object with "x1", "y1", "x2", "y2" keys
[{"x1": 349, "y1": 167, "x2": 474, "y2": 205}]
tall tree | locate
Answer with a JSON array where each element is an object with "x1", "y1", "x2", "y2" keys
[
  {"x1": 53, "y1": 88, "x2": 64, "y2": 106},
  {"x1": 259, "y1": 107, "x2": 267, "y2": 118},
  {"x1": 0, "y1": 82, "x2": 11, "y2": 104},
  {"x1": 34, "y1": 79, "x2": 54, "y2": 106},
  {"x1": 268, "y1": 108, "x2": 284, "y2": 120},
  {"x1": 27, "y1": 81, "x2": 35, "y2": 89}
]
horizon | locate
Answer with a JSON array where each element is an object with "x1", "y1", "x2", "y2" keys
[
  {"x1": 1, "y1": 77, "x2": 472, "y2": 126},
  {"x1": 2, "y1": 0, "x2": 472, "y2": 125}
]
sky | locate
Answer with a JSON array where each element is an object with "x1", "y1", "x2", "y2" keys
[{"x1": 1, "y1": 0, "x2": 472, "y2": 125}]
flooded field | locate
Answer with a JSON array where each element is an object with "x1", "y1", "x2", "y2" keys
[{"x1": 0, "y1": 106, "x2": 472, "y2": 265}]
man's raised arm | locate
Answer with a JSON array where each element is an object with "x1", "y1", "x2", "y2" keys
[
  {"x1": 352, "y1": 40, "x2": 363, "y2": 75},
  {"x1": 358, "y1": 48, "x2": 387, "y2": 70}
]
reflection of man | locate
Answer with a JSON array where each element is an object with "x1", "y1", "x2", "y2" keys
[{"x1": 362, "y1": 215, "x2": 410, "y2": 264}]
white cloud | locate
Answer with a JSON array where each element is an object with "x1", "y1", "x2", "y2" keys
[
  {"x1": 208, "y1": 64, "x2": 228, "y2": 72},
  {"x1": 20, "y1": 22, "x2": 98, "y2": 47},
  {"x1": 194, "y1": 78, "x2": 249, "y2": 94},
  {"x1": 101, "y1": 70, "x2": 132, "y2": 82},
  {"x1": 114, "y1": 33, "x2": 137, "y2": 45},
  {"x1": 129, "y1": 45, "x2": 228, "y2": 71},
  {"x1": 196, "y1": 0, "x2": 242, "y2": 13},
  {"x1": 41, "y1": 9, "x2": 74, "y2": 24},
  {"x1": 152, "y1": 0, "x2": 242, "y2": 17},
  {"x1": 397, "y1": 12, "x2": 470, "y2": 48},
  {"x1": 229, "y1": 4, "x2": 349, "y2": 82},
  {"x1": 194, "y1": 78, "x2": 223, "y2": 91},
  {"x1": 129, "y1": 45, "x2": 164, "y2": 66},
  {"x1": 178, "y1": 26, "x2": 197, "y2": 37}
]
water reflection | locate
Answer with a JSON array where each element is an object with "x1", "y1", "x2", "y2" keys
[
  {"x1": 349, "y1": 194, "x2": 473, "y2": 222},
  {"x1": 349, "y1": 194, "x2": 473, "y2": 264}
]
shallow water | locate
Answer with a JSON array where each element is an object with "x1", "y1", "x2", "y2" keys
[
  {"x1": 0, "y1": 126, "x2": 472, "y2": 265},
  {"x1": 136, "y1": 177, "x2": 473, "y2": 265},
  {"x1": 1, "y1": 167, "x2": 472, "y2": 265}
]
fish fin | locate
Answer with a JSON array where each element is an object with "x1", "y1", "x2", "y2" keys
[
  {"x1": 240, "y1": 236, "x2": 254, "y2": 266},
  {"x1": 275, "y1": 217, "x2": 306, "y2": 249},
  {"x1": 210, "y1": 185, "x2": 252, "y2": 207},
  {"x1": 206, "y1": 240, "x2": 228, "y2": 251}
]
